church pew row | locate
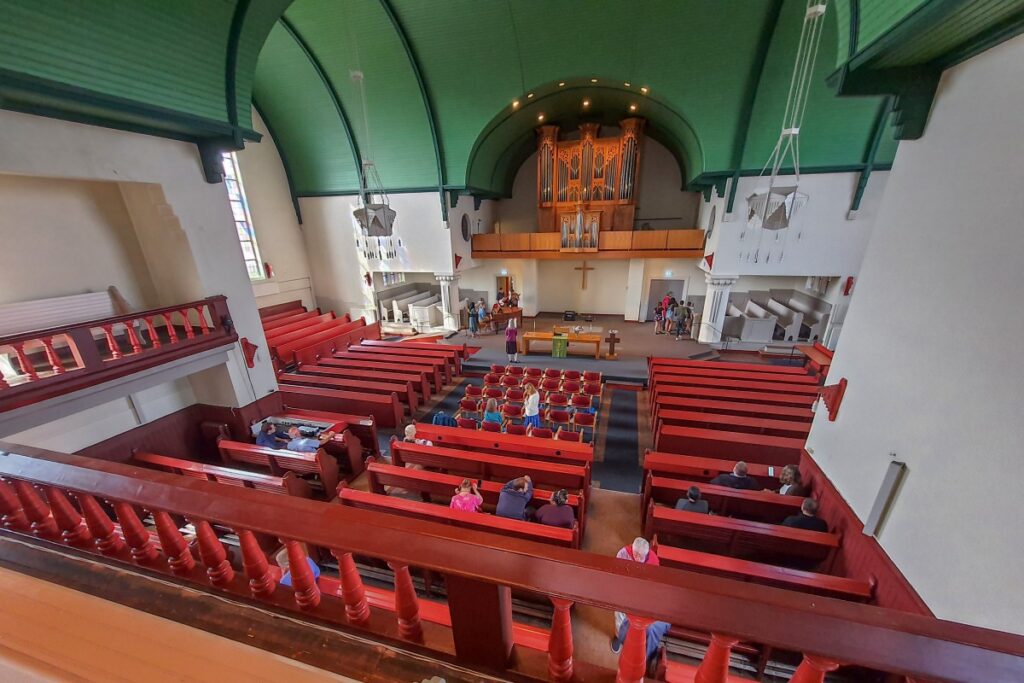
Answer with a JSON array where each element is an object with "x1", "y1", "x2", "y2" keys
[
  {"x1": 652, "y1": 374, "x2": 822, "y2": 396},
  {"x1": 655, "y1": 425, "x2": 805, "y2": 465},
  {"x1": 643, "y1": 451, "x2": 782, "y2": 489},
  {"x1": 132, "y1": 451, "x2": 313, "y2": 499},
  {"x1": 649, "y1": 364, "x2": 821, "y2": 386},
  {"x1": 294, "y1": 322, "x2": 383, "y2": 367},
  {"x1": 217, "y1": 439, "x2": 339, "y2": 497},
  {"x1": 651, "y1": 396, "x2": 814, "y2": 425},
  {"x1": 644, "y1": 503, "x2": 839, "y2": 569},
  {"x1": 307, "y1": 360, "x2": 432, "y2": 400},
  {"x1": 641, "y1": 473, "x2": 802, "y2": 523},
  {"x1": 331, "y1": 351, "x2": 443, "y2": 392},
  {"x1": 648, "y1": 357, "x2": 810, "y2": 375},
  {"x1": 276, "y1": 318, "x2": 371, "y2": 366},
  {"x1": 412, "y1": 423, "x2": 594, "y2": 468},
  {"x1": 651, "y1": 538, "x2": 874, "y2": 603},
  {"x1": 258, "y1": 299, "x2": 306, "y2": 319},
  {"x1": 337, "y1": 487, "x2": 579, "y2": 548},
  {"x1": 654, "y1": 409, "x2": 811, "y2": 439},
  {"x1": 351, "y1": 341, "x2": 459, "y2": 374},
  {"x1": 279, "y1": 385, "x2": 403, "y2": 428},
  {"x1": 391, "y1": 440, "x2": 590, "y2": 493},
  {"x1": 279, "y1": 371, "x2": 418, "y2": 414},
  {"x1": 267, "y1": 315, "x2": 355, "y2": 357},
  {"x1": 344, "y1": 345, "x2": 453, "y2": 384},
  {"x1": 264, "y1": 312, "x2": 336, "y2": 340},
  {"x1": 653, "y1": 385, "x2": 817, "y2": 410},
  {"x1": 359, "y1": 339, "x2": 465, "y2": 374},
  {"x1": 277, "y1": 407, "x2": 380, "y2": 462},
  {"x1": 366, "y1": 459, "x2": 587, "y2": 537},
  {"x1": 797, "y1": 341, "x2": 834, "y2": 377},
  {"x1": 262, "y1": 309, "x2": 324, "y2": 332}
]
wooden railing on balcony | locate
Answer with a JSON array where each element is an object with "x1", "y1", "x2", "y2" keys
[
  {"x1": 472, "y1": 229, "x2": 705, "y2": 259},
  {"x1": 0, "y1": 444, "x2": 1021, "y2": 682},
  {"x1": 0, "y1": 296, "x2": 237, "y2": 412}
]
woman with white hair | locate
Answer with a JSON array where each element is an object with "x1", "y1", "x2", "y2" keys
[
  {"x1": 403, "y1": 424, "x2": 432, "y2": 447},
  {"x1": 610, "y1": 537, "x2": 671, "y2": 670}
]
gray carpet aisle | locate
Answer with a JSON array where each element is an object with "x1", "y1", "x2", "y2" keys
[{"x1": 592, "y1": 389, "x2": 641, "y2": 493}]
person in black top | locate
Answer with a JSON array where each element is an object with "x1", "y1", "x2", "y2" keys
[
  {"x1": 782, "y1": 498, "x2": 829, "y2": 533},
  {"x1": 674, "y1": 486, "x2": 710, "y2": 514},
  {"x1": 708, "y1": 461, "x2": 761, "y2": 491}
]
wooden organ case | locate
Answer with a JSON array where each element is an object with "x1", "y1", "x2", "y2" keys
[{"x1": 536, "y1": 119, "x2": 645, "y2": 250}]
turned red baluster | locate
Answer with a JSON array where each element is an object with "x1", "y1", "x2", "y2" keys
[
  {"x1": 142, "y1": 316, "x2": 161, "y2": 348},
  {"x1": 43, "y1": 486, "x2": 92, "y2": 546},
  {"x1": 282, "y1": 540, "x2": 320, "y2": 609},
  {"x1": 77, "y1": 494, "x2": 124, "y2": 554},
  {"x1": 238, "y1": 530, "x2": 276, "y2": 596},
  {"x1": 11, "y1": 342, "x2": 38, "y2": 380},
  {"x1": 99, "y1": 325, "x2": 122, "y2": 359},
  {"x1": 164, "y1": 313, "x2": 179, "y2": 343},
  {"x1": 40, "y1": 337, "x2": 64, "y2": 374},
  {"x1": 113, "y1": 502, "x2": 158, "y2": 563},
  {"x1": 194, "y1": 306, "x2": 210, "y2": 335},
  {"x1": 0, "y1": 479, "x2": 29, "y2": 530},
  {"x1": 12, "y1": 480, "x2": 59, "y2": 537},
  {"x1": 387, "y1": 561, "x2": 423, "y2": 641},
  {"x1": 180, "y1": 311, "x2": 195, "y2": 339},
  {"x1": 694, "y1": 633, "x2": 740, "y2": 683},
  {"x1": 789, "y1": 654, "x2": 841, "y2": 683},
  {"x1": 153, "y1": 511, "x2": 195, "y2": 575},
  {"x1": 332, "y1": 549, "x2": 370, "y2": 625},
  {"x1": 616, "y1": 614, "x2": 653, "y2": 683},
  {"x1": 124, "y1": 322, "x2": 143, "y2": 354},
  {"x1": 194, "y1": 520, "x2": 234, "y2": 585},
  {"x1": 548, "y1": 598, "x2": 575, "y2": 682}
]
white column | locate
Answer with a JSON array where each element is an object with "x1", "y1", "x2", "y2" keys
[
  {"x1": 623, "y1": 259, "x2": 645, "y2": 321},
  {"x1": 698, "y1": 274, "x2": 738, "y2": 344},
  {"x1": 436, "y1": 274, "x2": 459, "y2": 331}
]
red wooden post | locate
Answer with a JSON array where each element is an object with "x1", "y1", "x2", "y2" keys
[
  {"x1": 181, "y1": 311, "x2": 195, "y2": 339},
  {"x1": 113, "y1": 502, "x2": 159, "y2": 563},
  {"x1": 0, "y1": 479, "x2": 29, "y2": 530},
  {"x1": 616, "y1": 614, "x2": 653, "y2": 683},
  {"x1": 43, "y1": 486, "x2": 92, "y2": 546},
  {"x1": 332, "y1": 548, "x2": 370, "y2": 625},
  {"x1": 153, "y1": 511, "x2": 195, "y2": 575},
  {"x1": 124, "y1": 322, "x2": 143, "y2": 354},
  {"x1": 387, "y1": 561, "x2": 423, "y2": 641},
  {"x1": 194, "y1": 520, "x2": 234, "y2": 585},
  {"x1": 195, "y1": 305, "x2": 211, "y2": 335},
  {"x1": 40, "y1": 337, "x2": 64, "y2": 374},
  {"x1": 164, "y1": 313, "x2": 179, "y2": 343},
  {"x1": 11, "y1": 342, "x2": 39, "y2": 380},
  {"x1": 238, "y1": 530, "x2": 276, "y2": 596},
  {"x1": 76, "y1": 494, "x2": 124, "y2": 554},
  {"x1": 142, "y1": 316, "x2": 161, "y2": 348},
  {"x1": 283, "y1": 540, "x2": 320, "y2": 609},
  {"x1": 694, "y1": 633, "x2": 740, "y2": 683},
  {"x1": 548, "y1": 598, "x2": 575, "y2": 682},
  {"x1": 789, "y1": 654, "x2": 841, "y2": 683},
  {"x1": 12, "y1": 480, "x2": 59, "y2": 538},
  {"x1": 100, "y1": 325, "x2": 123, "y2": 359}
]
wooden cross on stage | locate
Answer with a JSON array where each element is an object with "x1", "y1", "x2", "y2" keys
[{"x1": 574, "y1": 261, "x2": 595, "y2": 289}]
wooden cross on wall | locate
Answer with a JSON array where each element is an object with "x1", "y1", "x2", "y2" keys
[{"x1": 574, "y1": 261, "x2": 595, "y2": 289}]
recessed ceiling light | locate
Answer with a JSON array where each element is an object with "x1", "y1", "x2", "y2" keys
[
  {"x1": 512, "y1": 100, "x2": 520, "y2": 108},
  {"x1": 629, "y1": 103, "x2": 637, "y2": 112},
  {"x1": 624, "y1": 82, "x2": 631, "y2": 87},
  {"x1": 527, "y1": 92, "x2": 535, "y2": 99},
  {"x1": 590, "y1": 78, "x2": 598, "y2": 83},
  {"x1": 558, "y1": 81, "x2": 566, "y2": 87},
  {"x1": 640, "y1": 86, "x2": 649, "y2": 94},
  {"x1": 537, "y1": 113, "x2": 545, "y2": 121},
  {"x1": 582, "y1": 99, "x2": 591, "y2": 107}
]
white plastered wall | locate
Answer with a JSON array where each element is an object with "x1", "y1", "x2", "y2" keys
[{"x1": 804, "y1": 35, "x2": 1024, "y2": 634}]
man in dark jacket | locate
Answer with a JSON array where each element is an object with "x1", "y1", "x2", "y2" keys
[
  {"x1": 709, "y1": 461, "x2": 761, "y2": 490},
  {"x1": 783, "y1": 498, "x2": 829, "y2": 533},
  {"x1": 674, "y1": 486, "x2": 710, "y2": 513},
  {"x1": 496, "y1": 476, "x2": 533, "y2": 520}
]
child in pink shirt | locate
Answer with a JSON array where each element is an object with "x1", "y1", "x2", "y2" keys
[{"x1": 450, "y1": 478, "x2": 483, "y2": 513}]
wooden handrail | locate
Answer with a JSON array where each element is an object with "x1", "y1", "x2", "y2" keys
[{"x1": 0, "y1": 443, "x2": 1021, "y2": 681}]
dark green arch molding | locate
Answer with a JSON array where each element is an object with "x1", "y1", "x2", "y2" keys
[
  {"x1": 278, "y1": 15, "x2": 364, "y2": 195},
  {"x1": 464, "y1": 80, "x2": 705, "y2": 198},
  {"x1": 377, "y1": 0, "x2": 447, "y2": 219}
]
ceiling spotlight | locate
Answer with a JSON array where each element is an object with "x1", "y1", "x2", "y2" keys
[
  {"x1": 624, "y1": 82, "x2": 631, "y2": 87},
  {"x1": 590, "y1": 78, "x2": 598, "y2": 83},
  {"x1": 512, "y1": 100, "x2": 520, "y2": 108},
  {"x1": 582, "y1": 99, "x2": 591, "y2": 107},
  {"x1": 640, "y1": 86, "x2": 649, "y2": 94},
  {"x1": 527, "y1": 92, "x2": 534, "y2": 99},
  {"x1": 629, "y1": 103, "x2": 637, "y2": 112},
  {"x1": 537, "y1": 113, "x2": 545, "y2": 121},
  {"x1": 558, "y1": 81, "x2": 566, "y2": 87}
]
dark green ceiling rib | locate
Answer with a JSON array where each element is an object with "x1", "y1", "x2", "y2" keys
[{"x1": 226, "y1": 0, "x2": 253, "y2": 130}]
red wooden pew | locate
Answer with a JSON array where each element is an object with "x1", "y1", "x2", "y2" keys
[
  {"x1": 344, "y1": 345, "x2": 453, "y2": 384},
  {"x1": 651, "y1": 396, "x2": 814, "y2": 425},
  {"x1": 278, "y1": 385, "x2": 403, "y2": 429},
  {"x1": 264, "y1": 312, "x2": 335, "y2": 339},
  {"x1": 338, "y1": 487, "x2": 579, "y2": 548},
  {"x1": 267, "y1": 316, "x2": 353, "y2": 349},
  {"x1": 274, "y1": 318, "x2": 364, "y2": 365},
  {"x1": 391, "y1": 440, "x2": 590, "y2": 493},
  {"x1": 653, "y1": 385, "x2": 817, "y2": 409},
  {"x1": 331, "y1": 351, "x2": 443, "y2": 392},
  {"x1": 359, "y1": 339, "x2": 464, "y2": 374},
  {"x1": 299, "y1": 362, "x2": 431, "y2": 401},
  {"x1": 650, "y1": 364, "x2": 820, "y2": 387},
  {"x1": 279, "y1": 371, "x2": 418, "y2": 414},
  {"x1": 412, "y1": 423, "x2": 594, "y2": 468},
  {"x1": 132, "y1": 451, "x2": 313, "y2": 499},
  {"x1": 642, "y1": 451, "x2": 781, "y2": 489},
  {"x1": 259, "y1": 300, "x2": 306, "y2": 320},
  {"x1": 655, "y1": 425, "x2": 805, "y2": 465},
  {"x1": 293, "y1": 321, "x2": 381, "y2": 366},
  {"x1": 648, "y1": 357, "x2": 809, "y2": 375},
  {"x1": 216, "y1": 439, "x2": 339, "y2": 497},
  {"x1": 654, "y1": 409, "x2": 811, "y2": 440},
  {"x1": 276, "y1": 408, "x2": 379, "y2": 461},
  {"x1": 797, "y1": 341, "x2": 834, "y2": 377},
  {"x1": 262, "y1": 309, "x2": 324, "y2": 332},
  {"x1": 641, "y1": 472, "x2": 802, "y2": 523},
  {"x1": 652, "y1": 374, "x2": 821, "y2": 396}
]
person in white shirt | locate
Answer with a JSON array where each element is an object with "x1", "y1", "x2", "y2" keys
[{"x1": 523, "y1": 383, "x2": 541, "y2": 430}]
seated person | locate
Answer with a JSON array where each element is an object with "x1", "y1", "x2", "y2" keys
[
  {"x1": 403, "y1": 424, "x2": 433, "y2": 446},
  {"x1": 275, "y1": 547, "x2": 320, "y2": 587},
  {"x1": 286, "y1": 426, "x2": 334, "y2": 453},
  {"x1": 450, "y1": 478, "x2": 483, "y2": 513},
  {"x1": 782, "y1": 498, "x2": 829, "y2": 533},
  {"x1": 482, "y1": 398, "x2": 503, "y2": 426},
  {"x1": 768, "y1": 464, "x2": 808, "y2": 496},
  {"x1": 256, "y1": 422, "x2": 288, "y2": 449},
  {"x1": 709, "y1": 461, "x2": 761, "y2": 491},
  {"x1": 534, "y1": 489, "x2": 575, "y2": 528},
  {"x1": 674, "y1": 486, "x2": 709, "y2": 514},
  {"x1": 496, "y1": 475, "x2": 533, "y2": 521},
  {"x1": 611, "y1": 538, "x2": 669, "y2": 669}
]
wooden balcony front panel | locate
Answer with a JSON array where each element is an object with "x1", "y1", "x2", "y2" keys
[
  {"x1": 631, "y1": 230, "x2": 669, "y2": 250},
  {"x1": 499, "y1": 233, "x2": 531, "y2": 251},
  {"x1": 473, "y1": 229, "x2": 705, "y2": 259},
  {"x1": 472, "y1": 234, "x2": 501, "y2": 252},
  {"x1": 668, "y1": 229, "x2": 706, "y2": 250},
  {"x1": 598, "y1": 231, "x2": 632, "y2": 250},
  {"x1": 530, "y1": 232, "x2": 561, "y2": 251}
]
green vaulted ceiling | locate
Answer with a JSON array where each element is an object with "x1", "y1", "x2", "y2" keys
[{"x1": 2, "y1": 0, "x2": 1022, "y2": 195}]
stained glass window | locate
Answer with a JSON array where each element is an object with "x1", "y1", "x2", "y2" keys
[{"x1": 222, "y1": 152, "x2": 264, "y2": 281}]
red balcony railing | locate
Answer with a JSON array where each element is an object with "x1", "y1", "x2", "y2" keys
[
  {"x1": 0, "y1": 296, "x2": 237, "y2": 412},
  {"x1": 0, "y1": 443, "x2": 1021, "y2": 682}
]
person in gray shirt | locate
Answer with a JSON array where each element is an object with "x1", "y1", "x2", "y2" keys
[{"x1": 674, "y1": 486, "x2": 710, "y2": 514}]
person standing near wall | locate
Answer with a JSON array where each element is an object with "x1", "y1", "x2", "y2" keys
[
  {"x1": 505, "y1": 319, "x2": 519, "y2": 363},
  {"x1": 660, "y1": 291, "x2": 674, "y2": 333},
  {"x1": 467, "y1": 301, "x2": 478, "y2": 337}
]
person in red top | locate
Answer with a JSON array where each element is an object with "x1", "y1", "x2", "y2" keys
[
  {"x1": 659, "y1": 291, "x2": 674, "y2": 334},
  {"x1": 505, "y1": 319, "x2": 519, "y2": 363},
  {"x1": 611, "y1": 537, "x2": 670, "y2": 670}
]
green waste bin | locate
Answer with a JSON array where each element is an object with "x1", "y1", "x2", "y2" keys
[{"x1": 551, "y1": 334, "x2": 568, "y2": 358}]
